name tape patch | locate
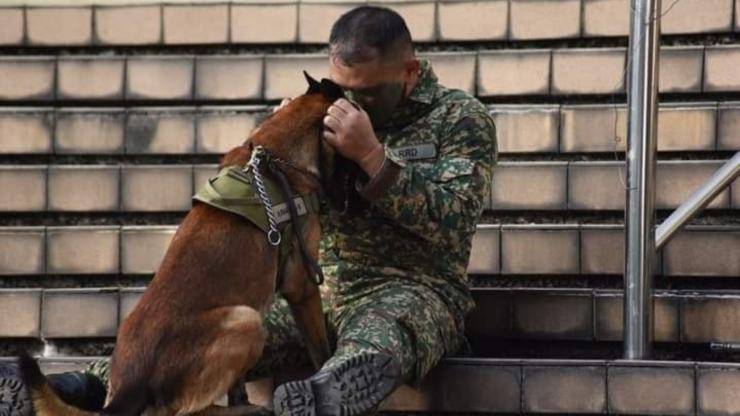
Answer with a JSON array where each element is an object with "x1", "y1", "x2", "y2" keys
[
  {"x1": 272, "y1": 197, "x2": 308, "y2": 224},
  {"x1": 392, "y1": 143, "x2": 437, "y2": 161}
]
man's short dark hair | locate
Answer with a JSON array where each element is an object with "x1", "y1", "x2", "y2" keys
[{"x1": 329, "y1": 6, "x2": 413, "y2": 64}]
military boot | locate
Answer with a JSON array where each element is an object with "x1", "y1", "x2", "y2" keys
[
  {"x1": 273, "y1": 352, "x2": 401, "y2": 416},
  {"x1": 0, "y1": 362, "x2": 106, "y2": 416}
]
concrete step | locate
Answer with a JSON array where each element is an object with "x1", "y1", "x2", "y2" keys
[
  {"x1": 3, "y1": 355, "x2": 740, "y2": 414},
  {"x1": 5, "y1": 286, "x2": 740, "y2": 345},
  {"x1": 2, "y1": 102, "x2": 739, "y2": 155},
  {"x1": 0, "y1": 224, "x2": 737, "y2": 277},
  {"x1": 0, "y1": 0, "x2": 736, "y2": 46},
  {"x1": 1, "y1": 160, "x2": 737, "y2": 212},
  {"x1": 2, "y1": 46, "x2": 740, "y2": 101}
]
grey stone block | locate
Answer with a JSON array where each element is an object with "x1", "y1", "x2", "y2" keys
[
  {"x1": 560, "y1": 104, "x2": 627, "y2": 153},
  {"x1": 298, "y1": 2, "x2": 362, "y2": 43},
  {"x1": 608, "y1": 365, "x2": 695, "y2": 415},
  {"x1": 568, "y1": 162, "x2": 624, "y2": 210},
  {"x1": 697, "y1": 364, "x2": 740, "y2": 415},
  {"x1": 717, "y1": 102, "x2": 740, "y2": 150},
  {"x1": 583, "y1": 0, "x2": 629, "y2": 37},
  {"x1": 196, "y1": 107, "x2": 261, "y2": 154},
  {"x1": 94, "y1": 5, "x2": 161, "y2": 45},
  {"x1": 552, "y1": 48, "x2": 626, "y2": 95},
  {"x1": 163, "y1": 4, "x2": 228, "y2": 45},
  {"x1": 0, "y1": 108, "x2": 54, "y2": 154},
  {"x1": 501, "y1": 225, "x2": 580, "y2": 274},
  {"x1": 683, "y1": 296, "x2": 740, "y2": 342},
  {"x1": 595, "y1": 292, "x2": 679, "y2": 342},
  {"x1": 121, "y1": 226, "x2": 177, "y2": 274},
  {"x1": 0, "y1": 7, "x2": 24, "y2": 45},
  {"x1": 55, "y1": 109, "x2": 125, "y2": 154},
  {"x1": 387, "y1": 362, "x2": 521, "y2": 413},
  {"x1": 125, "y1": 108, "x2": 196, "y2": 154},
  {"x1": 523, "y1": 365, "x2": 606, "y2": 413},
  {"x1": 48, "y1": 165, "x2": 119, "y2": 212},
  {"x1": 46, "y1": 226, "x2": 120, "y2": 274},
  {"x1": 513, "y1": 290, "x2": 593, "y2": 339},
  {"x1": 663, "y1": 228, "x2": 739, "y2": 277},
  {"x1": 0, "y1": 165, "x2": 46, "y2": 212},
  {"x1": 121, "y1": 165, "x2": 193, "y2": 212},
  {"x1": 126, "y1": 56, "x2": 194, "y2": 100},
  {"x1": 264, "y1": 54, "x2": 328, "y2": 100},
  {"x1": 57, "y1": 56, "x2": 125, "y2": 100},
  {"x1": 195, "y1": 56, "x2": 263, "y2": 100},
  {"x1": 0, "y1": 289, "x2": 41, "y2": 337},
  {"x1": 42, "y1": 289, "x2": 119, "y2": 338},
  {"x1": 467, "y1": 225, "x2": 499, "y2": 274},
  {"x1": 705, "y1": 45, "x2": 740, "y2": 92},
  {"x1": 659, "y1": 47, "x2": 705, "y2": 93},
  {"x1": 26, "y1": 6, "x2": 92, "y2": 46},
  {"x1": 437, "y1": 0, "x2": 507, "y2": 41},
  {"x1": 580, "y1": 225, "x2": 624, "y2": 275},
  {"x1": 491, "y1": 162, "x2": 567, "y2": 210},
  {"x1": 490, "y1": 105, "x2": 559, "y2": 153},
  {"x1": 478, "y1": 50, "x2": 551, "y2": 96},
  {"x1": 0, "y1": 57, "x2": 56, "y2": 100},
  {"x1": 0, "y1": 227, "x2": 45, "y2": 275},
  {"x1": 509, "y1": 0, "x2": 581, "y2": 40},
  {"x1": 231, "y1": 3, "x2": 298, "y2": 43},
  {"x1": 419, "y1": 52, "x2": 476, "y2": 94},
  {"x1": 661, "y1": 0, "x2": 733, "y2": 34},
  {"x1": 657, "y1": 104, "x2": 716, "y2": 151}
]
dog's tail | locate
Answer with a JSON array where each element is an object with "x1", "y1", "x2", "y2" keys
[{"x1": 17, "y1": 353, "x2": 148, "y2": 416}]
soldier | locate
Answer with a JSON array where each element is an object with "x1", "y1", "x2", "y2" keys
[{"x1": 0, "y1": 5, "x2": 496, "y2": 416}]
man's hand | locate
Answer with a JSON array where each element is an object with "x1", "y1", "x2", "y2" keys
[{"x1": 323, "y1": 99, "x2": 385, "y2": 177}]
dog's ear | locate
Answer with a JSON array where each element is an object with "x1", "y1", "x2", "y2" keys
[
  {"x1": 304, "y1": 71, "x2": 322, "y2": 94},
  {"x1": 319, "y1": 78, "x2": 345, "y2": 101}
]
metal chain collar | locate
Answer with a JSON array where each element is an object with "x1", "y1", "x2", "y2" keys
[{"x1": 246, "y1": 146, "x2": 281, "y2": 246}]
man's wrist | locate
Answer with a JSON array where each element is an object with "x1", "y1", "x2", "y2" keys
[{"x1": 357, "y1": 144, "x2": 385, "y2": 178}]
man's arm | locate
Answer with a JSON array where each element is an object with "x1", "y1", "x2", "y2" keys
[{"x1": 357, "y1": 111, "x2": 497, "y2": 245}]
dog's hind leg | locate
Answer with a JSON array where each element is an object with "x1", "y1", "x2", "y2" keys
[{"x1": 172, "y1": 306, "x2": 266, "y2": 416}]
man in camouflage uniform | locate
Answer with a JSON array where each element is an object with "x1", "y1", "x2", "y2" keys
[{"x1": 1, "y1": 5, "x2": 495, "y2": 416}]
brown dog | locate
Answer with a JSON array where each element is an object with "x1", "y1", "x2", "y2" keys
[{"x1": 18, "y1": 73, "x2": 349, "y2": 416}]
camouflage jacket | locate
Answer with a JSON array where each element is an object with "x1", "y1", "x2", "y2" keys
[{"x1": 319, "y1": 59, "x2": 497, "y2": 329}]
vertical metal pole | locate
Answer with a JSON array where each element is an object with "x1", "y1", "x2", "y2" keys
[{"x1": 624, "y1": 0, "x2": 661, "y2": 360}]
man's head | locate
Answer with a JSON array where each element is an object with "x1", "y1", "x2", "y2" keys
[{"x1": 328, "y1": 6, "x2": 421, "y2": 128}]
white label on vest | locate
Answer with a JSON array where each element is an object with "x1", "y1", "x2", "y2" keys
[
  {"x1": 272, "y1": 197, "x2": 308, "y2": 224},
  {"x1": 393, "y1": 143, "x2": 437, "y2": 161}
]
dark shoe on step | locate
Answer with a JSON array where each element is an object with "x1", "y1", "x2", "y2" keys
[{"x1": 273, "y1": 352, "x2": 401, "y2": 416}]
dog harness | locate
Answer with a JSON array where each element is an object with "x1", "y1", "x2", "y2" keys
[{"x1": 192, "y1": 146, "x2": 324, "y2": 289}]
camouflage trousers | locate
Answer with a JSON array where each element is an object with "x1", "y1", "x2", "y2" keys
[{"x1": 85, "y1": 281, "x2": 465, "y2": 390}]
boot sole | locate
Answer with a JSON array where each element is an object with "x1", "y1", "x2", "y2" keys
[
  {"x1": 0, "y1": 364, "x2": 32, "y2": 416},
  {"x1": 273, "y1": 352, "x2": 399, "y2": 416}
]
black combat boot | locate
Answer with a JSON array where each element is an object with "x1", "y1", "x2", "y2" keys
[
  {"x1": 0, "y1": 362, "x2": 106, "y2": 416},
  {"x1": 273, "y1": 352, "x2": 402, "y2": 416}
]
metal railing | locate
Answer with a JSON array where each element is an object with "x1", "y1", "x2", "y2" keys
[{"x1": 655, "y1": 152, "x2": 740, "y2": 250}]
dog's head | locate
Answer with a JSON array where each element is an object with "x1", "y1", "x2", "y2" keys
[{"x1": 302, "y1": 71, "x2": 364, "y2": 214}]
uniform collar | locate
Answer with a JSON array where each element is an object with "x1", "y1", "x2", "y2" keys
[{"x1": 405, "y1": 58, "x2": 437, "y2": 105}]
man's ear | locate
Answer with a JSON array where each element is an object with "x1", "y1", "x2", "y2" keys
[
  {"x1": 304, "y1": 70, "x2": 321, "y2": 94},
  {"x1": 319, "y1": 78, "x2": 345, "y2": 101}
]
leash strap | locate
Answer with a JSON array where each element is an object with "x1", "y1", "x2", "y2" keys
[{"x1": 267, "y1": 158, "x2": 325, "y2": 286}]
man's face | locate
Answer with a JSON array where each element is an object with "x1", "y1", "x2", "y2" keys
[{"x1": 328, "y1": 52, "x2": 416, "y2": 128}]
